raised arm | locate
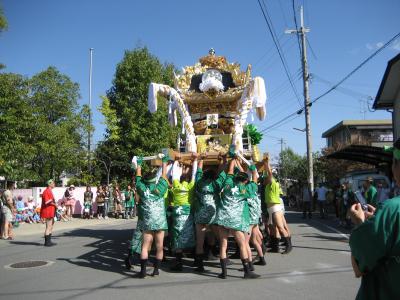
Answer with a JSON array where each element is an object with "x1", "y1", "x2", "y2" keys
[
  {"x1": 234, "y1": 158, "x2": 245, "y2": 172},
  {"x1": 161, "y1": 154, "x2": 169, "y2": 180},
  {"x1": 249, "y1": 164, "x2": 259, "y2": 183},
  {"x1": 263, "y1": 155, "x2": 272, "y2": 185},
  {"x1": 198, "y1": 153, "x2": 204, "y2": 170},
  {"x1": 135, "y1": 156, "x2": 143, "y2": 178},
  {"x1": 227, "y1": 158, "x2": 236, "y2": 176}
]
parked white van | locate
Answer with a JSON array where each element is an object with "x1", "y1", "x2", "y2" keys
[{"x1": 340, "y1": 170, "x2": 390, "y2": 192}]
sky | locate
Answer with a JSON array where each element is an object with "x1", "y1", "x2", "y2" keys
[{"x1": 1, "y1": 0, "x2": 399, "y2": 161}]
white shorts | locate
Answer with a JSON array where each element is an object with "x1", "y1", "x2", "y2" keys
[{"x1": 267, "y1": 204, "x2": 284, "y2": 225}]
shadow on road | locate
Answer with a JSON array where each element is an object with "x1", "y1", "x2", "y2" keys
[
  {"x1": 293, "y1": 245, "x2": 350, "y2": 252},
  {"x1": 8, "y1": 241, "x2": 43, "y2": 246},
  {"x1": 284, "y1": 211, "x2": 351, "y2": 236},
  {"x1": 57, "y1": 227, "x2": 133, "y2": 276},
  {"x1": 301, "y1": 233, "x2": 348, "y2": 243},
  {"x1": 55, "y1": 227, "x2": 221, "y2": 279}
]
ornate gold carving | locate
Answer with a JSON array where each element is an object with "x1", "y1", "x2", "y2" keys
[
  {"x1": 189, "y1": 100, "x2": 238, "y2": 115},
  {"x1": 184, "y1": 86, "x2": 244, "y2": 104},
  {"x1": 199, "y1": 53, "x2": 227, "y2": 69},
  {"x1": 174, "y1": 51, "x2": 251, "y2": 93},
  {"x1": 193, "y1": 118, "x2": 235, "y2": 135}
]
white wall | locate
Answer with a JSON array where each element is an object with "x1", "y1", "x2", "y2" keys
[{"x1": 14, "y1": 186, "x2": 98, "y2": 215}]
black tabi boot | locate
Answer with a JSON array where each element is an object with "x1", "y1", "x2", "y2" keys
[
  {"x1": 170, "y1": 252, "x2": 183, "y2": 271},
  {"x1": 194, "y1": 254, "x2": 205, "y2": 272},
  {"x1": 218, "y1": 258, "x2": 227, "y2": 279},
  {"x1": 44, "y1": 235, "x2": 56, "y2": 247},
  {"x1": 139, "y1": 259, "x2": 147, "y2": 278},
  {"x1": 282, "y1": 236, "x2": 293, "y2": 254},
  {"x1": 268, "y1": 237, "x2": 280, "y2": 253},
  {"x1": 254, "y1": 255, "x2": 267, "y2": 266},
  {"x1": 242, "y1": 259, "x2": 260, "y2": 279},
  {"x1": 152, "y1": 259, "x2": 161, "y2": 276},
  {"x1": 265, "y1": 235, "x2": 273, "y2": 248},
  {"x1": 44, "y1": 235, "x2": 49, "y2": 246},
  {"x1": 248, "y1": 260, "x2": 255, "y2": 271}
]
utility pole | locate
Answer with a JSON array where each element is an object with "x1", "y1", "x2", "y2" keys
[
  {"x1": 286, "y1": 6, "x2": 314, "y2": 193},
  {"x1": 88, "y1": 48, "x2": 94, "y2": 175}
]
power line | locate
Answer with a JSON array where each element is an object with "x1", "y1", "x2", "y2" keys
[
  {"x1": 310, "y1": 31, "x2": 400, "y2": 106},
  {"x1": 257, "y1": 0, "x2": 303, "y2": 107},
  {"x1": 306, "y1": 37, "x2": 318, "y2": 60},
  {"x1": 253, "y1": 37, "x2": 296, "y2": 73},
  {"x1": 260, "y1": 30, "x2": 400, "y2": 134},
  {"x1": 312, "y1": 73, "x2": 372, "y2": 100},
  {"x1": 291, "y1": 0, "x2": 303, "y2": 58},
  {"x1": 277, "y1": 0, "x2": 289, "y2": 27}
]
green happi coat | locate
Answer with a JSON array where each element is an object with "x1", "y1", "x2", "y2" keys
[
  {"x1": 135, "y1": 176, "x2": 168, "y2": 231},
  {"x1": 124, "y1": 190, "x2": 135, "y2": 208},
  {"x1": 215, "y1": 174, "x2": 253, "y2": 232},
  {"x1": 247, "y1": 181, "x2": 261, "y2": 225},
  {"x1": 193, "y1": 168, "x2": 226, "y2": 225},
  {"x1": 171, "y1": 179, "x2": 195, "y2": 250},
  {"x1": 130, "y1": 218, "x2": 143, "y2": 254},
  {"x1": 349, "y1": 196, "x2": 400, "y2": 300}
]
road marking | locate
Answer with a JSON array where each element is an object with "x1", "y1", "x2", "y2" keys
[{"x1": 312, "y1": 220, "x2": 350, "y2": 240}]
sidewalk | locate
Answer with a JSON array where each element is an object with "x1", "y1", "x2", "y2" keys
[{"x1": 10, "y1": 217, "x2": 137, "y2": 237}]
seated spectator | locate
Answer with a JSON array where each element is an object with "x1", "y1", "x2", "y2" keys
[
  {"x1": 56, "y1": 202, "x2": 68, "y2": 222},
  {"x1": 15, "y1": 195, "x2": 25, "y2": 212},
  {"x1": 26, "y1": 196, "x2": 36, "y2": 223},
  {"x1": 32, "y1": 206, "x2": 41, "y2": 223}
]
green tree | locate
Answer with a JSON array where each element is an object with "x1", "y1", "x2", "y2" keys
[
  {"x1": 0, "y1": 73, "x2": 37, "y2": 181},
  {"x1": 28, "y1": 66, "x2": 87, "y2": 183},
  {"x1": 277, "y1": 148, "x2": 308, "y2": 186},
  {"x1": 96, "y1": 47, "x2": 179, "y2": 182},
  {"x1": 0, "y1": 5, "x2": 8, "y2": 69}
]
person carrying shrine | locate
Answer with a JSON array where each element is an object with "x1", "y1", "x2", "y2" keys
[
  {"x1": 234, "y1": 159, "x2": 266, "y2": 267},
  {"x1": 264, "y1": 156, "x2": 292, "y2": 254},
  {"x1": 169, "y1": 153, "x2": 197, "y2": 271},
  {"x1": 134, "y1": 155, "x2": 170, "y2": 278},
  {"x1": 192, "y1": 154, "x2": 226, "y2": 272},
  {"x1": 214, "y1": 150, "x2": 260, "y2": 279}
]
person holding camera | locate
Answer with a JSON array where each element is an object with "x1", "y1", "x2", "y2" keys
[{"x1": 349, "y1": 139, "x2": 400, "y2": 299}]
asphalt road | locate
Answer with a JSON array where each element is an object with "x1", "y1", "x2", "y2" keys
[{"x1": 0, "y1": 212, "x2": 359, "y2": 300}]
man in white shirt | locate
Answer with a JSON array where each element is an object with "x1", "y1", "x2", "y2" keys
[{"x1": 315, "y1": 183, "x2": 328, "y2": 219}]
